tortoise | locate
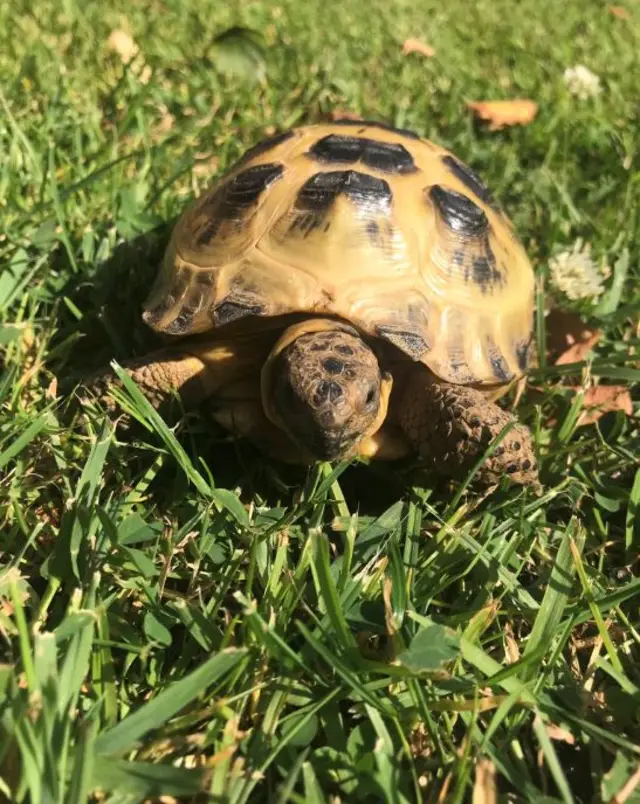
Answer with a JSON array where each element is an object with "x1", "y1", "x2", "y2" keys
[{"x1": 90, "y1": 120, "x2": 539, "y2": 486}]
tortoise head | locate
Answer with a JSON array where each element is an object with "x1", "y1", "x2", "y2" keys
[{"x1": 262, "y1": 319, "x2": 392, "y2": 461}]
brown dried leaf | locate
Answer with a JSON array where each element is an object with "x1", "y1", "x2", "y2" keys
[
  {"x1": 546, "y1": 310, "x2": 602, "y2": 365},
  {"x1": 555, "y1": 330, "x2": 602, "y2": 365},
  {"x1": 608, "y1": 5, "x2": 631, "y2": 19},
  {"x1": 329, "y1": 109, "x2": 363, "y2": 122},
  {"x1": 402, "y1": 38, "x2": 436, "y2": 58},
  {"x1": 466, "y1": 99, "x2": 538, "y2": 131},
  {"x1": 577, "y1": 385, "x2": 633, "y2": 426}
]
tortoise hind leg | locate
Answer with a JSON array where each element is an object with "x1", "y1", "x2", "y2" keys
[{"x1": 395, "y1": 366, "x2": 539, "y2": 487}]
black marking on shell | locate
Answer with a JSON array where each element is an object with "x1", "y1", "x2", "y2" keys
[
  {"x1": 366, "y1": 220, "x2": 382, "y2": 245},
  {"x1": 233, "y1": 130, "x2": 295, "y2": 169},
  {"x1": 336, "y1": 344, "x2": 354, "y2": 356},
  {"x1": 212, "y1": 300, "x2": 264, "y2": 326},
  {"x1": 296, "y1": 170, "x2": 392, "y2": 213},
  {"x1": 442, "y1": 155, "x2": 498, "y2": 209},
  {"x1": 376, "y1": 326, "x2": 429, "y2": 358},
  {"x1": 429, "y1": 185, "x2": 489, "y2": 237},
  {"x1": 331, "y1": 119, "x2": 421, "y2": 140},
  {"x1": 309, "y1": 134, "x2": 418, "y2": 174},
  {"x1": 143, "y1": 298, "x2": 174, "y2": 328},
  {"x1": 472, "y1": 248, "x2": 502, "y2": 293},
  {"x1": 445, "y1": 358, "x2": 475, "y2": 384},
  {"x1": 162, "y1": 307, "x2": 199, "y2": 335},
  {"x1": 195, "y1": 217, "x2": 221, "y2": 246},
  {"x1": 487, "y1": 342, "x2": 512, "y2": 383},
  {"x1": 143, "y1": 270, "x2": 190, "y2": 329},
  {"x1": 515, "y1": 340, "x2": 531, "y2": 372},
  {"x1": 197, "y1": 163, "x2": 284, "y2": 245},
  {"x1": 288, "y1": 210, "x2": 327, "y2": 238}
]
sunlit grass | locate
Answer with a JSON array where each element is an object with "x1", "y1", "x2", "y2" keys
[{"x1": 1, "y1": 0, "x2": 639, "y2": 801}]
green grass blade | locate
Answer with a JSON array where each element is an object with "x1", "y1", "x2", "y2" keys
[
  {"x1": 92, "y1": 758, "x2": 205, "y2": 798},
  {"x1": 625, "y1": 468, "x2": 640, "y2": 553},
  {"x1": 309, "y1": 532, "x2": 355, "y2": 650},
  {"x1": 94, "y1": 649, "x2": 247, "y2": 755},
  {"x1": 65, "y1": 719, "x2": 96, "y2": 804},
  {"x1": 521, "y1": 521, "x2": 584, "y2": 681}
]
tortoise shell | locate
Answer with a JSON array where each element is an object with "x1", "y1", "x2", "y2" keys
[{"x1": 143, "y1": 121, "x2": 535, "y2": 387}]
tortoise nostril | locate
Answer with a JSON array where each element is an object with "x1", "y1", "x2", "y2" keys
[{"x1": 315, "y1": 380, "x2": 343, "y2": 404}]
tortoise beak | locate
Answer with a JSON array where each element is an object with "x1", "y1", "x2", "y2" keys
[{"x1": 307, "y1": 430, "x2": 356, "y2": 462}]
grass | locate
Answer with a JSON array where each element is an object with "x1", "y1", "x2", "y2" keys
[{"x1": 1, "y1": 0, "x2": 639, "y2": 801}]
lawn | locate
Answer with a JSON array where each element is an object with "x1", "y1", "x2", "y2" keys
[{"x1": 1, "y1": 0, "x2": 639, "y2": 801}]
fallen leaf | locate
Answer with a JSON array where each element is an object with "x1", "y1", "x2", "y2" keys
[
  {"x1": 329, "y1": 109, "x2": 363, "y2": 122},
  {"x1": 546, "y1": 723, "x2": 576, "y2": 745},
  {"x1": 107, "y1": 29, "x2": 139, "y2": 65},
  {"x1": 555, "y1": 330, "x2": 602, "y2": 365},
  {"x1": 402, "y1": 38, "x2": 436, "y2": 58},
  {"x1": 578, "y1": 385, "x2": 633, "y2": 426},
  {"x1": 466, "y1": 99, "x2": 538, "y2": 131},
  {"x1": 608, "y1": 6, "x2": 631, "y2": 19},
  {"x1": 546, "y1": 309, "x2": 602, "y2": 365}
]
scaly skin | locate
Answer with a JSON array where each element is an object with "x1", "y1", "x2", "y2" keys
[
  {"x1": 395, "y1": 365, "x2": 539, "y2": 487},
  {"x1": 84, "y1": 351, "x2": 212, "y2": 414}
]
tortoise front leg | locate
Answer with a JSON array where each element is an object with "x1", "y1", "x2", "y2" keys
[
  {"x1": 395, "y1": 367, "x2": 539, "y2": 487},
  {"x1": 82, "y1": 345, "x2": 313, "y2": 464},
  {"x1": 82, "y1": 349, "x2": 216, "y2": 415}
]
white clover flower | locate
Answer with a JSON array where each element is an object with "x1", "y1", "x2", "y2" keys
[
  {"x1": 549, "y1": 240, "x2": 609, "y2": 301},
  {"x1": 563, "y1": 65, "x2": 602, "y2": 100}
]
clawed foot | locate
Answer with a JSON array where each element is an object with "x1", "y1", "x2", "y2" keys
[{"x1": 397, "y1": 371, "x2": 540, "y2": 489}]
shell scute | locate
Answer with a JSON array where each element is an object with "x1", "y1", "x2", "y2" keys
[{"x1": 146, "y1": 122, "x2": 535, "y2": 386}]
